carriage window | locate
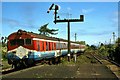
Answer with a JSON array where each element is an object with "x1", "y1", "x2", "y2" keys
[
  {"x1": 61, "y1": 43, "x2": 62, "y2": 49},
  {"x1": 17, "y1": 39, "x2": 24, "y2": 46},
  {"x1": 10, "y1": 39, "x2": 24, "y2": 46},
  {"x1": 56, "y1": 43, "x2": 59, "y2": 50},
  {"x1": 37, "y1": 41, "x2": 40, "y2": 51},
  {"x1": 25, "y1": 39, "x2": 32, "y2": 45},
  {"x1": 10, "y1": 39, "x2": 16, "y2": 46},
  {"x1": 56, "y1": 43, "x2": 58, "y2": 49}
]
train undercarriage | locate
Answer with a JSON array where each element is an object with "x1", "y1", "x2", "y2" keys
[{"x1": 7, "y1": 56, "x2": 63, "y2": 69}]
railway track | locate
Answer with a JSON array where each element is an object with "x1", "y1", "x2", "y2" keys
[
  {"x1": 2, "y1": 68, "x2": 16, "y2": 74},
  {"x1": 108, "y1": 59, "x2": 120, "y2": 67},
  {"x1": 2, "y1": 55, "x2": 119, "y2": 79},
  {"x1": 2, "y1": 52, "x2": 120, "y2": 77},
  {"x1": 91, "y1": 53, "x2": 120, "y2": 79},
  {"x1": 1, "y1": 53, "x2": 76, "y2": 75},
  {"x1": 91, "y1": 53, "x2": 120, "y2": 66},
  {"x1": 2, "y1": 62, "x2": 44, "y2": 75},
  {"x1": 2, "y1": 57, "x2": 62, "y2": 75}
]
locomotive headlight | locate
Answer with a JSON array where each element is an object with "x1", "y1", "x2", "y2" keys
[
  {"x1": 12, "y1": 51, "x2": 16, "y2": 59},
  {"x1": 26, "y1": 54, "x2": 28, "y2": 58}
]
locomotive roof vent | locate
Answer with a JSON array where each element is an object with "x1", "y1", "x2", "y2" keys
[
  {"x1": 17, "y1": 29, "x2": 27, "y2": 35},
  {"x1": 17, "y1": 29, "x2": 23, "y2": 35}
]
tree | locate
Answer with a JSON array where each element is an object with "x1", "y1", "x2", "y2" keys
[
  {"x1": 1, "y1": 36, "x2": 4, "y2": 44},
  {"x1": 1, "y1": 36, "x2": 7, "y2": 47},
  {"x1": 114, "y1": 45, "x2": 120, "y2": 63},
  {"x1": 38, "y1": 23, "x2": 58, "y2": 36},
  {"x1": 98, "y1": 43, "x2": 108, "y2": 56},
  {"x1": 76, "y1": 41, "x2": 86, "y2": 45},
  {"x1": 90, "y1": 45, "x2": 97, "y2": 50},
  {"x1": 113, "y1": 37, "x2": 120, "y2": 63},
  {"x1": 115, "y1": 37, "x2": 120, "y2": 45}
]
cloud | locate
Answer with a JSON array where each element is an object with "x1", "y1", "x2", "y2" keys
[
  {"x1": 81, "y1": 8, "x2": 94, "y2": 14},
  {"x1": 2, "y1": 18, "x2": 36, "y2": 29}
]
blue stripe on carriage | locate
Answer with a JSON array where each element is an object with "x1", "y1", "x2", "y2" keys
[
  {"x1": 7, "y1": 49, "x2": 81, "y2": 62},
  {"x1": 41, "y1": 51, "x2": 55, "y2": 59},
  {"x1": 61, "y1": 50, "x2": 67, "y2": 56},
  {"x1": 33, "y1": 51, "x2": 55, "y2": 61},
  {"x1": 7, "y1": 52, "x2": 20, "y2": 60}
]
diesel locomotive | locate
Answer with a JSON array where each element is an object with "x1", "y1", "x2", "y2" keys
[{"x1": 7, "y1": 29, "x2": 85, "y2": 68}]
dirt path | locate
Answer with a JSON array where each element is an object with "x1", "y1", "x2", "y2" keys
[{"x1": 2, "y1": 63, "x2": 118, "y2": 79}]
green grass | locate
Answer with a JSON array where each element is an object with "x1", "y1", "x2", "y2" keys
[
  {"x1": 116, "y1": 70, "x2": 120, "y2": 75},
  {"x1": 1, "y1": 46, "x2": 7, "y2": 61},
  {"x1": 0, "y1": 45, "x2": 11, "y2": 69},
  {"x1": 2, "y1": 60, "x2": 12, "y2": 69},
  {"x1": 60, "y1": 52, "x2": 98, "y2": 66}
]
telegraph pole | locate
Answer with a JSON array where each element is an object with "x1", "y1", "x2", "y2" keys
[
  {"x1": 113, "y1": 32, "x2": 115, "y2": 44},
  {"x1": 75, "y1": 33, "x2": 77, "y2": 42},
  {"x1": 47, "y1": 4, "x2": 84, "y2": 62},
  {"x1": 110, "y1": 39, "x2": 111, "y2": 45}
]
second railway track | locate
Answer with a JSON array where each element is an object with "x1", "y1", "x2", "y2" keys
[{"x1": 91, "y1": 53, "x2": 120, "y2": 79}]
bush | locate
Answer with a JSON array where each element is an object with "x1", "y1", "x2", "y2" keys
[
  {"x1": 99, "y1": 46, "x2": 106, "y2": 55},
  {"x1": 2, "y1": 47, "x2": 7, "y2": 60},
  {"x1": 114, "y1": 45, "x2": 120, "y2": 63}
]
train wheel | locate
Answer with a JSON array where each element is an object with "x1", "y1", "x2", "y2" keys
[
  {"x1": 14, "y1": 60, "x2": 26, "y2": 69},
  {"x1": 8, "y1": 59, "x2": 13, "y2": 65},
  {"x1": 22, "y1": 59, "x2": 28, "y2": 67},
  {"x1": 27, "y1": 59, "x2": 35, "y2": 67},
  {"x1": 55, "y1": 57, "x2": 59, "y2": 64},
  {"x1": 48, "y1": 59, "x2": 53, "y2": 65},
  {"x1": 58, "y1": 57, "x2": 61, "y2": 63},
  {"x1": 14, "y1": 62, "x2": 21, "y2": 69},
  {"x1": 51, "y1": 58, "x2": 55, "y2": 65}
]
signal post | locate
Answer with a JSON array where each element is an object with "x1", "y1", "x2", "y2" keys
[{"x1": 47, "y1": 4, "x2": 84, "y2": 62}]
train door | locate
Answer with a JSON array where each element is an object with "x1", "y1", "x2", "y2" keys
[
  {"x1": 40, "y1": 41, "x2": 43, "y2": 51},
  {"x1": 37, "y1": 41, "x2": 40, "y2": 51},
  {"x1": 44, "y1": 41, "x2": 46, "y2": 51},
  {"x1": 54, "y1": 43, "x2": 56, "y2": 50},
  {"x1": 46, "y1": 42, "x2": 49, "y2": 51},
  {"x1": 42, "y1": 41, "x2": 44, "y2": 51},
  {"x1": 52, "y1": 42, "x2": 54, "y2": 50}
]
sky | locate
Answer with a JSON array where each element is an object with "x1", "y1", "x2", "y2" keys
[
  {"x1": 1, "y1": 2, "x2": 119, "y2": 45},
  {"x1": 1, "y1": 0, "x2": 119, "y2": 2}
]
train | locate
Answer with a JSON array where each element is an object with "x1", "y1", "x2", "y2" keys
[{"x1": 7, "y1": 29, "x2": 85, "y2": 68}]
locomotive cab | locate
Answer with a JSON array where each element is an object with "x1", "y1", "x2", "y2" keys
[{"x1": 7, "y1": 30, "x2": 35, "y2": 68}]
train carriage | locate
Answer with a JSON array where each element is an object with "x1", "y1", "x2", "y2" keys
[{"x1": 7, "y1": 29, "x2": 85, "y2": 68}]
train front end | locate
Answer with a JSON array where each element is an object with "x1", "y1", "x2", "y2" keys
[{"x1": 7, "y1": 30, "x2": 35, "y2": 68}]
